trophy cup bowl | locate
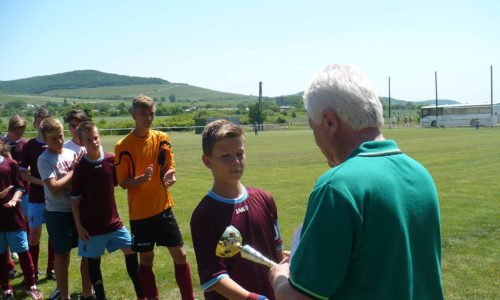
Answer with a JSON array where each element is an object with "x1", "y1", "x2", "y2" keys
[{"x1": 216, "y1": 225, "x2": 277, "y2": 268}]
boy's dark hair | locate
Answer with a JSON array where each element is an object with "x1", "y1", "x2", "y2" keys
[
  {"x1": 34, "y1": 107, "x2": 50, "y2": 120},
  {"x1": 65, "y1": 109, "x2": 89, "y2": 123},
  {"x1": 132, "y1": 94, "x2": 155, "y2": 111},
  {"x1": 77, "y1": 121, "x2": 97, "y2": 143},
  {"x1": 8, "y1": 115, "x2": 27, "y2": 131},
  {"x1": 202, "y1": 119, "x2": 244, "y2": 156},
  {"x1": 39, "y1": 117, "x2": 63, "y2": 139}
]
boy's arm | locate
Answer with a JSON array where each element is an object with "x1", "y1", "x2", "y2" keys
[
  {"x1": 2, "y1": 190, "x2": 23, "y2": 208},
  {"x1": 43, "y1": 170, "x2": 74, "y2": 195},
  {"x1": 70, "y1": 196, "x2": 90, "y2": 241},
  {"x1": 118, "y1": 164, "x2": 153, "y2": 189},
  {"x1": 212, "y1": 277, "x2": 268, "y2": 300},
  {"x1": 20, "y1": 168, "x2": 43, "y2": 186}
]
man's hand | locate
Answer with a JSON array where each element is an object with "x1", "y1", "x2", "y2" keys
[
  {"x1": 0, "y1": 185, "x2": 13, "y2": 198},
  {"x1": 162, "y1": 169, "x2": 176, "y2": 188}
]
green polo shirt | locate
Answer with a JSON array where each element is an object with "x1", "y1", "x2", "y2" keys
[{"x1": 290, "y1": 140, "x2": 443, "y2": 300}]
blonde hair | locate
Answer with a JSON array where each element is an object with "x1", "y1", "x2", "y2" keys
[
  {"x1": 8, "y1": 115, "x2": 27, "y2": 131},
  {"x1": 132, "y1": 94, "x2": 155, "y2": 111},
  {"x1": 202, "y1": 119, "x2": 244, "y2": 156},
  {"x1": 39, "y1": 117, "x2": 63, "y2": 138}
]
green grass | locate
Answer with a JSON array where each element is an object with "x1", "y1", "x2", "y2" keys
[{"x1": 9, "y1": 127, "x2": 500, "y2": 299}]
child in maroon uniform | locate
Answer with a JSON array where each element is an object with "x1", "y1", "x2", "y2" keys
[
  {"x1": 0, "y1": 139, "x2": 43, "y2": 299},
  {"x1": 71, "y1": 122, "x2": 144, "y2": 300},
  {"x1": 190, "y1": 119, "x2": 285, "y2": 300},
  {"x1": 19, "y1": 108, "x2": 55, "y2": 281},
  {"x1": 2, "y1": 115, "x2": 29, "y2": 276}
]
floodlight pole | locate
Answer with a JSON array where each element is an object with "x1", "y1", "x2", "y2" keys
[
  {"x1": 435, "y1": 71, "x2": 438, "y2": 127},
  {"x1": 491, "y1": 65, "x2": 494, "y2": 117},
  {"x1": 388, "y1": 76, "x2": 392, "y2": 129},
  {"x1": 259, "y1": 81, "x2": 263, "y2": 131}
]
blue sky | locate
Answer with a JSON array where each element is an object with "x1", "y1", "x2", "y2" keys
[{"x1": 1, "y1": 0, "x2": 499, "y2": 103}]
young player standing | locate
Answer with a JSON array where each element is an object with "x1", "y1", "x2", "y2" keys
[
  {"x1": 37, "y1": 117, "x2": 80, "y2": 300},
  {"x1": 19, "y1": 108, "x2": 55, "y2": 281},
  {"x1": 114, "y1": 95, "x2": 194, "y2": 300},
  {"x1": 2, "y1": 115, "x2": 28, "y2": 279},
  {"x1": 62, "y1": 109, "x2": 93, "y2": 299},
  {"x1": 71, "y1": 121, "x2": 144, "y2": 300},
  {"x1": 0, "y1": 139, "x2": 43, "y2": 300},
  {"x1": 190, "y1": 119, "x2": 285, "y2": 300}
]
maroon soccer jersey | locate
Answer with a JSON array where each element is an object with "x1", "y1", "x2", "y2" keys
[
  {"x1": 71, "y1": 152, "x2": 123, "y2": 236},
  {"x1": 190, "y1": 187, "x2": 283, "y2": 300},
  {"x1": 19, "y1": 137, "x2": 47, "y2": 203},
  {"x1": 0, "y1": 157, "x2": 26, "y2": 232}
]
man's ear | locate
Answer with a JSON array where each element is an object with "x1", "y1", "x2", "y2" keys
[
  {"x1": 322, "y1": 109, "x2": 340, "y2": 134},
  {"x1": 202, "y1": 154, "x2": 212, "y2": 169}
]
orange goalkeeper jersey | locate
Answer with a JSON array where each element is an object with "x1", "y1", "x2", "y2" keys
[{"x1": 114, "y1": 130, "x2": 175, "y2": 220}]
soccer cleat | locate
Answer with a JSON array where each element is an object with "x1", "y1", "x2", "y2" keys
[
  {"x1": 10, "y1": 252, "x2": 19, "y2": 262},
  {"x1": 25, "y1": 286, "x2": 43, "y2": 300},
  {"x1": 48, "y1": 288, "x2": 61, "y2": 300},
  {"x1": 46, "y1": 269, "x2": 56, "y2": 280}
]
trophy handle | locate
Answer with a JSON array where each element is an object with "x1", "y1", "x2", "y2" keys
[{"x1": 240, "y1": 245, "x2": 277, "y2": 268}]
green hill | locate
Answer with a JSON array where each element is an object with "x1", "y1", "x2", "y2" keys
[
  {"x1": 0, "y1": 70, "x2": 168, "y2": 94},
  {"x1": 40, "y1": 83, "x2": 255, "y2": 102}
]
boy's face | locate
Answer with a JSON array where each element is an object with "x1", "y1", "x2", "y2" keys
[
  {"x1": 9, "y1": 127, "x2": 26, "y2": 141},
  {"x1": 44, "y1": 130, "x2": 65, "y2": 154},
  {"x1": 80, "y1": 128, "x2": 101, "y2": 153},
  {"x1": 34, "y1": 117, "x2": 45, "y2": 133},
  {"x1": 202, "y1": 136, "x2": 245, "y2": 184},
  {"x1": 132, "y1": 107, "x2": 155, "y2": 130},
  {"x1": 68, "y1": 118, "x2": 82, "y2": 143}
]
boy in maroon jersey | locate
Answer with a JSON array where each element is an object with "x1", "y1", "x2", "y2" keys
[
  {"x1": 71, "y1": 122, "x2": 144, "y2": 300},
  {"x1": 18, "y1": 108, "x2": 55, "y2": 281},
  {"x1": 2, "y1": 115, "x2": 29, "y2": 276},
  {"x1": 0, "y1": 139, "x2": 43, "y2": 299},
  {"x1": 190, "y1": 119, "x2": 285, "y2": 300}
]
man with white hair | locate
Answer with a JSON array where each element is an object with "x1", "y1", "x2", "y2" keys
[{"x1": 269, "y1": 64, "x2": 443, "y2": 299}]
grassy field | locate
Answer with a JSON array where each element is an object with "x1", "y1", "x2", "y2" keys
[{"x1": 9, "y1": 127, "x2": 499, "y2": 299}]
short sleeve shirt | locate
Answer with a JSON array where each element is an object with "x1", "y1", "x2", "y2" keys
[
  {"x1": 64, "y1": 140, "x2": 86, "y2": 156},
  {"x1": 0, "y1": 156, "x2": 26, "y2": 232},
  {"x1": 289, "y1": 140, "x2": 443, "y2": 300},
  {"x1": 38, "y1": 148, "x2": 76, "y2": 212},
  {"x1": 114, "y1": 130, "x2": 174, "y2": 220},
  {"x1": 71, "y1": 152, "x2": 123, "y2": 235},
  {"x1": 190, "y1": 186, "x2": 283, "y2": 300}
]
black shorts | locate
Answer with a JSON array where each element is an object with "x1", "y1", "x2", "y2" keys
[
  {"x1": 45, "y1": 210, "x2": 78, "y2": 254},
  {"x1": 130, "y1": 208, "x2": 184, "y2": 252}
]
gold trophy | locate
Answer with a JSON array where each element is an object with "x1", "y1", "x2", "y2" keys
[{"x1": 216, "y1": 225, "x2": 277, "y2": 268}]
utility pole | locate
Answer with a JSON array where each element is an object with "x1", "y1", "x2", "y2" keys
[
  {"x1": 435, "y1": 71, "x2": 438, "y2": 128},
  {"x1": 388, "y1": 76, "x2": 391, "y2": 129},
  {"x1": 259, "y1": 81, "x2": 263, "y2": 131},
  {"x1": 491, "y1": 65, "x2": 494, "y2": 118}
]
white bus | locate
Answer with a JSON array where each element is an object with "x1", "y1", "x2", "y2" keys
[{"x1": 420, "y1": 103, "x2": 500, "y2": 128}]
